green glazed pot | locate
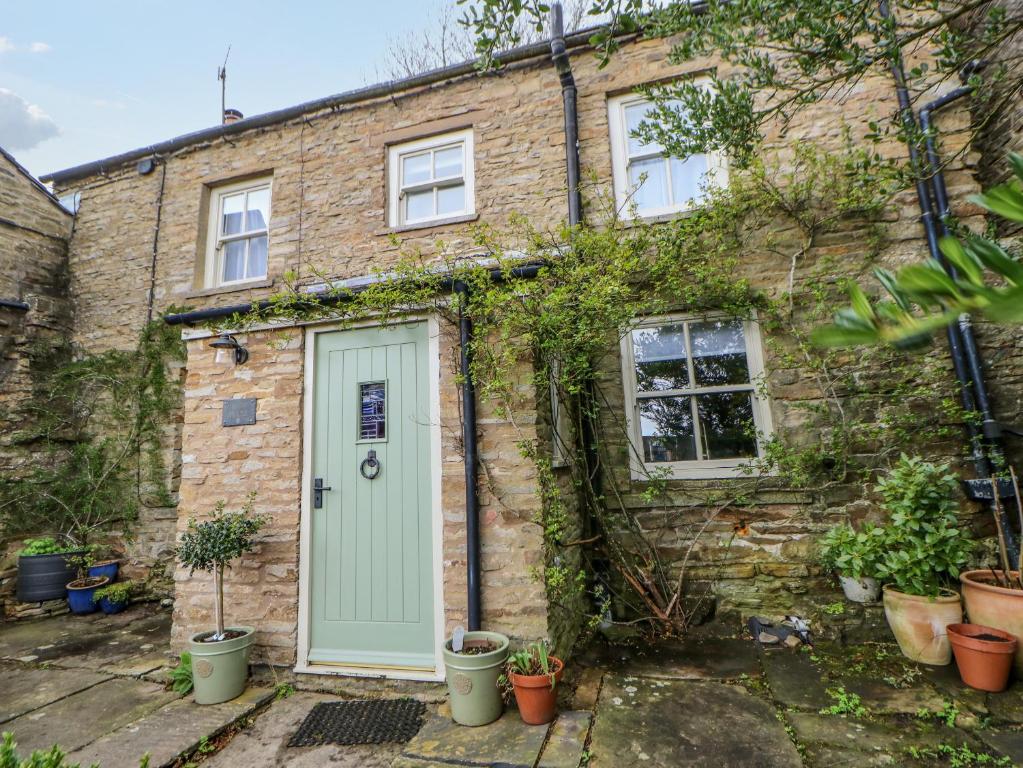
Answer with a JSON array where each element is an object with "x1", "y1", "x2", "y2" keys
[
  {"x1": 188, "y1": 626, "x2": 255, "y2": 705},
  {"x1": 442, "y1": 630, "x2": 509, "y2": 727}
]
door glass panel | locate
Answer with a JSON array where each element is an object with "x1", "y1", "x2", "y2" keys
[
  {"x1": 632, "y1": 324, "x2": 688, "y2": 391},
  {"x1": 639, "y1": 396, "x2": 696, "y2": 462},
  {"x1": 359, "y1": 382, "x2": 386, "y2": 440},
  {"x1": 696, "y1": 391, "x2": 757, "y2": 459},
  {"x1": 690, "y1": 320, "x2": 750, "y2": 385}
]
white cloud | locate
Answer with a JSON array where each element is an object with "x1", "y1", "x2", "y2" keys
[
  {"x1": 29, "y1": 42, "x2": 51, "y2": 54},
  {"x1": 0, "y1": 89, "x2": 59, "y2": 151},
  {"x1": 0, "y1": 37, "x2": 14, "y2": 53}
]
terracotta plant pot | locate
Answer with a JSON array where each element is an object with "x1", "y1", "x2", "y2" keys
[
  {"x1": 509, "y1": 656, "x2": 564, "y2": 725},
  {"x1": 882, "y1": 584, "x2": 962, "y2": 665},
  {"x1": 947, "y1": 623, "x2": 1017, "y2": 692},
  {"x1": 961, "y1": 570, "x2": 1023, "y2": 676}
]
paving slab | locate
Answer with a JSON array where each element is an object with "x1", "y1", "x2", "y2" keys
[
  {"x1": 537, "y1": 711, "x2": 592, "y2": 768},
  {"x1": 618, "y1": 637, "x2": 761, "y2": 681},
  {"x1": 69, "y1": 686, "x2": 274, "y2": 768},
  {"x1": 0, "y1": 664, "x2": 111, "y2": 724},
  {"x1": 786, "y1": 711, "x2": 971, "y2": 760},
  {"x1": 975, "y1": 728, "x2": 1023, "y2": 764},
  {"x1": 986, "y1": 685, "x2": 1023, "y2": 725},
  {"x1": 760, "y1": 650, "x2": 832, "y2": 711},
  {"x1": 842, "y1": 676, "x2": 947, "y2": 715},
  {"x1": 2, "y1": 677, "x2": 181, "y2": 754},
  {"x1": 204, "y1": 691, "x2": 406, "y2": 768},
  {"x1": 0, "y1": 606, "x2": 168, "y2": 663},
  {"x1": 394, "y1": 711, "x2": 549, "y2": 768},
  {"x1": 588, "y1": 674, "x2": 801, "y2": 767}
]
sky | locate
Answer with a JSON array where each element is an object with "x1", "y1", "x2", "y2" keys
[{"x1": 0, "y1": 1, "x2": 464, "y2": 179}]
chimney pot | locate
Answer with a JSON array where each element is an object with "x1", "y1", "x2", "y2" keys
[{"x1": 223, "y1": 108, "x2": 244, "y2": 125}]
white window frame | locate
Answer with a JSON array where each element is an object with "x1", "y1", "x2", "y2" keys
[
  {"x1": 607, "y1": 84, "x2": 727, "y2": 220},
  {"x1": 388, "y1": 129, "x2": 475, "y2": 228},
  {"x1": 620, "y1": 313, "x2": 773, "y2": 480},
  {"x1": 204, "y1": 177, "x2": 272, "y2": 289}
]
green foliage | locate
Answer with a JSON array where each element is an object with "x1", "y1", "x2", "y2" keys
[
  {"x1": 16, "y1": 538, "x2": 75, "y2": 557},
  {"x1": 819, "y1": 687, "x2": 867, "y2": 718},
  {"x1": 918, "y1": 701, "x2": 960, "y2": 729},
  {"x1": 169, "y1": 652, "x2": 194, "y2": 695},
  {"x1": 0, "y1": 321, "x2": 183, "y2": 546},
  {"x1": 0, "y1": 733, "x2": 150, "y2": 768},
  {"x1": 93, "y1": 580, "x2": 135, "y2": 604},
  {"x1": 908, "y1": 743, "x2": 1011, "y2": 767},
  {"x1": 176, "y1": 495, "x2": 266, "y2": 576},
  {"x1": 816, "y1": 154, "x2": 1023, "y2": 348},
  {"x1": 822, "y1": 601, "x2": 845, "y2": 616},
  {"x1": 819, "y1": 523, "x2": 885, "y2": 581},
  {"x1": 872, "y1": 455, "x2": 974, "y2": 597},
  {"x1": 506, "y1": 640, "x2": 557, "y2": 689},
  {"x1": 274, "y1": 682, "x2": 296, "y2": 700}
]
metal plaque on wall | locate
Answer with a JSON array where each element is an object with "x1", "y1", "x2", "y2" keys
[{"x1": 222, "y1": 398, "x2": 257, "y2": 427}]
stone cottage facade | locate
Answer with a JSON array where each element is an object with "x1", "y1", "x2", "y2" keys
[{"x1": 3, "y1": 22, "x2": 1014, "y2": 678}]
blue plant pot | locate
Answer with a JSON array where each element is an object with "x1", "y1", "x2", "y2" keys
[
  {"x1": 88, "y1": 561, "x2": 119, "y2": 582},
  {"x1": 66, "y1": 577, "x2": 108, "y2": 615},
  {"x1": 98, "y1": 597, "x2": 128, "y2": 615}
]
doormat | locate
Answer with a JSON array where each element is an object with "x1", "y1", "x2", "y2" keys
[{"x1": 288, "y1": 699, "x2": 427, "y2": 747}]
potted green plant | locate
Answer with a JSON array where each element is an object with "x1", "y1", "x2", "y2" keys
[
  {"x1": 176, "y1": 494, "x2": 266, "y2": 705},
  {"x1": 94, "y1": 580, "x2": 135, "y2": 614},
  {"x1": 65, "y1": 552, "x2": 108, "y2": 615},
  {"x1": 15, "y1": 537, "x2": 85, "y2": 603},
  {"x1": 442, "y1": 628, "x2": 510, "y2": 727},
  {"x1": 873, "y1": 456, "x2": 974, "y2": 665},
  {"x1": 504, "y1": 640, "x2": 564, "y2": 725},
  {"x1": 820, "y1": 522, "x2": 884, "y2": 602}
]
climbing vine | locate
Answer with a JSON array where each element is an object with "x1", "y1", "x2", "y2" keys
[
  {"x1": 0, "y1": 321, "x2": 184, "y2": 548},
  {"x1": 219, "y1": 141, "x2": 970, "y2": 636}
]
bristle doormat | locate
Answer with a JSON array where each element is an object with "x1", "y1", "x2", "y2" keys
[{"x1": 287, "y1": 699, "x2": 427, "y2": 747}]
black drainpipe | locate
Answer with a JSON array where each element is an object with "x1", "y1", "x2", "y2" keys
[
  {"x1": 456, "y1": 279, "x2": 483, "y2": 632},
  {"x1": 550, "y1": 3, "x2": 582, "y2": 226},
  {"x1": 881, "y1": 0, "x2": 1019, "y2": 561}
]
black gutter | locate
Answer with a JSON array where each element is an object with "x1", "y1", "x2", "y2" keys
[
  {"x1": 41, "y1": 27, "x2": 604, "y2": 187},
  {"x1": 0, "y1": 299, "x2": 30, "y2": 311},
  {"x1": 880, "y1": 0, "x2": 1019, "y2": 562}
]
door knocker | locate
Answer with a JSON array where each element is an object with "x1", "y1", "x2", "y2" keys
[{"x1": 360, "y1": 449, "x2": 381, "y2": 480}]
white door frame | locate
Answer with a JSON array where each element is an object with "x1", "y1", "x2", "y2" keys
[{"x1": 295, "y1": 315, "x2": 445, "y2": 681}]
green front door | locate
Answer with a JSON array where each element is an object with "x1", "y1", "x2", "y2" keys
[{"x1": 308, "y1": 322, "x2": 435, "y2": 670}]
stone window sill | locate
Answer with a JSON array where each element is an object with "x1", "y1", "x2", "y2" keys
[
  {"x1": 181, "y1": 278, "x2": 275, "y2": 300},
  {"x1": 378, "y1": 213, "x2": 479, "y2": 236}
]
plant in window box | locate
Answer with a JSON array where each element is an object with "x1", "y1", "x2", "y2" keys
[
  {"x1": 176, "y1": 493, "x2": 266, "y2": 705},
  {"x1": 872, "y1": 456, "x2": 974, "y2": 665},
  {"x1": 819, "y1": 522, "x2": 884, "y2": 603},
  {"x1": 502, "y1": 640, "x2": 564, "y2": 725}
]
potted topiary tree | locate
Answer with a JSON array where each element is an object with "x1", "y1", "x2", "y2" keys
[
  {"x1": 819, "y1": 522, "x2": 884, "y2": 602},
  {"x1": 176, "y1": 494, "x2": 266, "y2": 705},
  {"x1": 873, "y1": 456, "x2": 974, "y2": 665}
]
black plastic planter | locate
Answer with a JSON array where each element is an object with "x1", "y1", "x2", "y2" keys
[{"x1": 17, "y1": 550, "x2": 85, "y2": 602}]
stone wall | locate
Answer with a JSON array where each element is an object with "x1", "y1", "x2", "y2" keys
[{"x1": 0, "y1": 149, "x2": 72, "y2": 621}]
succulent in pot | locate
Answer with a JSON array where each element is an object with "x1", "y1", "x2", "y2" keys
[
  {"x1": 504, "y1": 640, "x2": 564, "y2": 725},
  {"x1": 176, "y1": 493, "x2": 266, "y2": 705},
  {"x1": 819, "y1": 521, "x2": 884, "y2": 602},
  {"x1": 872, "y1": 456, "x2": 973, "y2": 665}
]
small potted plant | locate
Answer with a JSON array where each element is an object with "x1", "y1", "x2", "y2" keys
[
  {"x1": 820, "y1": 521, "x2": 884, "y2": 602},
  {"x1": 87, "y1": 547, "x2": 120, "y2": 582},
  {"x1": 947, "y1": 623, "x2": 1018, "y2": 692},
  {"x1": 15, "y1": 537, "x2": 85, "y2": 603},
  {"x1": 94, "y1": 580, "x2": 135, "y2": 614},
  {"x1": 504, "y1": 640, "x2": 564, "y2": 725},
  {"x1": 873, "y1": 456, "x2": 974, "y2": 665},
  {"x1": 176, "y1": 494, "x2": 266, "y2": 705},
  {"x1": 442, "y1": 628, "x2": 510, "y2": 727},
  {"x1": 65, "y1": 552, "x2": 108, "y2": 615}
]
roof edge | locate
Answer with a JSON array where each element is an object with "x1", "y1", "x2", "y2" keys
[
  {"x1": 1, "y1": 145, "x2": 72, "y2": 216},
  {"x1": 42, "y1": 26, "x2": 604, "y2": 186}
]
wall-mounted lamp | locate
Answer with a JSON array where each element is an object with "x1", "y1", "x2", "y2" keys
[{"x1": 209, "y1": 333, "x2": 249, "y2": 365}]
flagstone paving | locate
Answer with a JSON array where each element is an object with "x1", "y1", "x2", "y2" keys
[{"x1": 4, "y1": 607, "x2": 1023, "y2": 767}]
